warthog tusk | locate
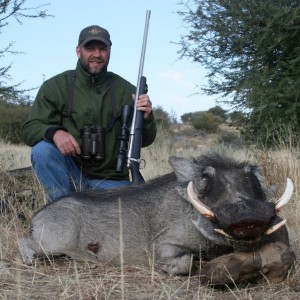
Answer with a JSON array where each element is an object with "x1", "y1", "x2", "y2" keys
[
  {"x1": 214, "y1": 228, "x2": 235, "y2": 240},
  {"x1": 265, "y1": 219, "x2": 287, "y2": 236},
  {"x1": 275, "y1": 178, "x2": 294, "y2": 211},
  {"x1": 187, "y1": 181, "x2": 215, "y2": 219}
]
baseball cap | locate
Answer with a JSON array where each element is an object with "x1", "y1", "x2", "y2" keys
[{"x1": 78, "y1": 25, "x2": 112, "y2": 47}]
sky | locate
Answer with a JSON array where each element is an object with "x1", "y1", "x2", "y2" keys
[{"x1": 2, "y1": 0, "x2": 218, "y2": 121}]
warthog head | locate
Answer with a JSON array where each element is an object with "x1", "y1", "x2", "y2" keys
[{"x1": 169, "y1": 153, "x2": 293, "y2": 246}]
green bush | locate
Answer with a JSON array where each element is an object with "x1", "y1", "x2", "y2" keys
[
  {"x1": 208, "y1": 106, "x2": 227, "y2": 122},
  {"x1": 181, "y1": 112, "x2": 193, "y2": 123},
  {"x1": 153, "y1": 106, "x2": 173, "y2": 131},
  {"x1": 0, "y1": 104, "x2": 30, "y2": 144},
  {"x1": 190, "y1": 111, "x2": 222, "y2": 133}
]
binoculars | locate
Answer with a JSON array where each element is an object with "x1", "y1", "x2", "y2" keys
[{"x1": 81, "y1": 126, "x2": 105, "y2": 160}]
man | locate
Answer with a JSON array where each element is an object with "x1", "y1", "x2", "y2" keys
[{"x1": 22, "y1": 25, "x2": 157, "y2": 202}]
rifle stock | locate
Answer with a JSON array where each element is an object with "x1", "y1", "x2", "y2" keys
[{"x1": 128, "y1": 76, "x2": 147, "y2": 184}]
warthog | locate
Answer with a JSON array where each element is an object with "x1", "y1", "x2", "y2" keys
[{"x1": 18, "y1": 153, "x2": 295, "y2": 283}]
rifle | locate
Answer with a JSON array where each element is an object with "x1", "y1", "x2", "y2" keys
[{"x1": 115, "y1": 10, "x2": 151, "y2": 185}]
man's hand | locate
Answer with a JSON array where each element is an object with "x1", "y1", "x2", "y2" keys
[
  {"x1": 133, "y1": 94, "x2": 153, "y2": 119},
  {"x1": 53, "y1": 130, "x2": 81, "y2": 156}
]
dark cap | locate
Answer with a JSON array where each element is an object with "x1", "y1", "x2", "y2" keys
[{"x1": 78, "y1": 25, "x2": 112, "y2": 47}]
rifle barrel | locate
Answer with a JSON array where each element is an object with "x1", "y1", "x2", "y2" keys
[{"x1": 127, "y1": 9, "x2": 151, "y2": 162}]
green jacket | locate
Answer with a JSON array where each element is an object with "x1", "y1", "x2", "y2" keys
[{"x1": 22, "y1": 61, "x2": 157, "y2": 179}]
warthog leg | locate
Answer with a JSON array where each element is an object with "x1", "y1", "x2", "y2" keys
[
  {"x1": 18, "y1": 238, "x2": 36, "y2": 264},
  {"x1": 201, "y1": 241, "x2": 295, "y2": 285},
  {"x1": 155, "y1": 243, "x2": 194, "y2": 275}
]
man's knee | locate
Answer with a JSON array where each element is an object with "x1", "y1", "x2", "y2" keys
[{"x1": 31, "y1": 141, "x2": 60, "y2": 162}]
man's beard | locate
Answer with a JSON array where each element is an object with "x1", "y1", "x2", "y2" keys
[{"x1": 80, "y1": 59, "x2": 108, "y2": 75}]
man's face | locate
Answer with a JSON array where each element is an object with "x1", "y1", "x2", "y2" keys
[{"x1": 76, "y1": 40, "x2": 110, "y2": 75}]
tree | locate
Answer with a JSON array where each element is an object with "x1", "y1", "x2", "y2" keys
[
  {"x1": 191, "y1": 111, "x2": 222, "y2": 133},
  {"x1": 153, "y1": 106, "x2": 173, "y2": 130},
  {"x1": 208, "y1": 105, "x2": 227, "y2": 121},
  {"x1": 181, "y1": 110, "x2": 222, "y2": 133},
  {"x1": 177, "y1": 0, "x2": 300, "y2": 145},
  {"x1": 0, "y1": 0, "x2": 50, "y2": 103},
  {"x1": 0, "y1": 1, "x2": 51, "y2": 143},
  {"x1": 181, "y1": 112, "x2": 193, "y2": 123},
  {"x1": 227, "y1": 110, "x2": 247, "y2": 127}
]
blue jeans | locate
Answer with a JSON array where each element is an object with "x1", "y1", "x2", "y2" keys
[{"x1": 31, "y1": 141, "x2": 131, "y2": 202}]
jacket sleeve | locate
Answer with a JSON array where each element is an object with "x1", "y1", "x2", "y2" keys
[{"x1": 22, "y1": 82, "x2": 64, "y2": 146}]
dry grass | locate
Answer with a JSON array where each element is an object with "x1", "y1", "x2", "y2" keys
[
  {"x1": 0, "y1": 131, "x2": 300, "y2": 299},
  {"x1": 0, "y1": 142, "x2": 31, "y2": 170}
]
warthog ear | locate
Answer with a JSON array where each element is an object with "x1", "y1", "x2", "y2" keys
[{"x1": 168, "y1": 156, "x2": 197, "y2": 182}]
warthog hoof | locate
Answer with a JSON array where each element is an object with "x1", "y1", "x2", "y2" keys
[{"x1": 17, "y1": 238, "x2": 35, "y2": 265}]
